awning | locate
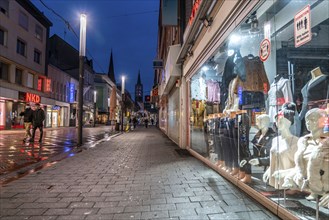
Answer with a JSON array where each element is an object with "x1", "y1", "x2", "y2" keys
[{"x1": 109, "y1": 87, "x2": 117, "y2": 120}]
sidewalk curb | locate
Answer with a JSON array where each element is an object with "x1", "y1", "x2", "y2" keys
[{"x1": 0, "y1": 132, "x2": 122, "y2": 185}]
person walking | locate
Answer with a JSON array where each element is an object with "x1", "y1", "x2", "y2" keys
[
  {"x1": 144, "y1": 118, "x2": 149, "y2": 128},
  {"x1": 19, "y1": 103, "x2": 34, "y2": 142},
  {"x1": 132, "y1": 117, "x2": 137, "y2": 129},
  {"x1": 31, "y1": 103, "x2": 45, "y2": 143}
]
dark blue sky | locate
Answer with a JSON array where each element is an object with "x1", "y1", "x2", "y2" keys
[{"x1": 31, "y1": 0, "x2": 159, "y2": 97}]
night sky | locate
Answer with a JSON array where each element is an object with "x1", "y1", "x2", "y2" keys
[{"x1": 31, "y1": 0, "x2": 159, "y2": 98}]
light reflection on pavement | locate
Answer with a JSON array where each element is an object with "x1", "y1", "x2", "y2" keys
[{"x1": 0, "y1": 126, "x2": 118, "y2": 178}]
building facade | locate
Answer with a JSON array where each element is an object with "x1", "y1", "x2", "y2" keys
[
  {"x1": 157, "y1": 0, "x2": 329, "y2": 219},
  {"x1": 0, "y1": 0, "x2": 52, "y2": 130}
]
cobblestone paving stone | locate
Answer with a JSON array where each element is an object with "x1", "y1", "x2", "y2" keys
[{"x1": 0, "y1": 127, "x2": 280, "y2": 219}]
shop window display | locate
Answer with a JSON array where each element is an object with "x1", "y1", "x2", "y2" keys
[{"x1": 189, "y1": 0, "x2": 328, "y2": 218}]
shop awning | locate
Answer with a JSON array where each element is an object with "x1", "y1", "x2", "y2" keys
[{"x1": 109, "y1": 87, "x2": 117, "y2": 120}]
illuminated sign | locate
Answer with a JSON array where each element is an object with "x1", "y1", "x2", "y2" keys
[
  {"x1": 19, "y1": 92, "x2": 41, "y2": 103},
  {"x1": 69, "y1": 83, "x2": 75, "y2": 103},
  {"x1": 45, "y1": 78, "x2": 51, "y2": 92},
  {"x1": 37, "y1": 78, "x2": 42, "y2": 91},
  {"x1": 52, "y1": 105, "x2": 60, "y2": 110},
  {"x1": 189, "y1": 0, "x2": 202, "y2": 25}
]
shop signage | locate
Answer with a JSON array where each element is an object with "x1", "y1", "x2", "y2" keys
[
  {"x1": 189, "y1": 0, "x2": 202, "y2": 25},
  {"x1": 52, "y1": 105, "x2": 60, "y2": 110},
  {"x1": 45, "y1": 78, "x2": 51, "y2": 92},
  {"x1": 294, "y1": 5, "x2": 311, "y2": 48},
  {"x1": 19, "y1": 92, "x2": 41, "y2": 103},
  {"x1": 37, "y1": 78, "x2": 42, "y2": 91},
  {"x1": 69, "y1": 83, "x2": 75, "y2": 103},
  {"x1": 259, "y1": 38, "x2": 271, "y2": 62}
]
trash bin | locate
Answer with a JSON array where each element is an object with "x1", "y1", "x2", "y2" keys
[{"x1": 115, "y1": 123, "x2": 120, "y2": 131}]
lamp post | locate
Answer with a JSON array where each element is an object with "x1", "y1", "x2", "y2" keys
[
  {"x1": 93, "y1": 90, "x2": 97, "y2": 127},
  {"x1": 107, "y1": 97, "x2": 110, "y2": 125},
  {"x1": 78, "y1": 14, "x2": 87, "y2": 147},
  {"x1": 121, "y1": 76, "x2": 125, "y2": 132}
]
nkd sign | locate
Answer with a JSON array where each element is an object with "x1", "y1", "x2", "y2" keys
[{"x1": 19, "y1": 92, "x2": 41, "y2": 103}]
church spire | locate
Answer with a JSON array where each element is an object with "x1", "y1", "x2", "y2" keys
[
  {"x1": 137, "y1": 70, "x2": 142, "y2": 85},
  {"x1": 108, "y1": 49, "x2": 116, "y2": 83}
]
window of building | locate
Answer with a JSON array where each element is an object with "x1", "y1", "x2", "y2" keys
[
  {"x1": 15, "y1": 69, "x2": 22, "y2": 85},
  {"x1": 0, "y1": 61, "x2": 9, "y2": 81},
  {"x1": 34, "y1": 49, "x2": 41, "y2": 64},
  {"x1": 0, "y1": 28, "x2": 7, "y2": 46},
  {"x1": 27, "y1": 73, "x2": 33, "y2": 88},
  {"x1": 16, "y1": 39, "x2": 26, "y2": 56},
  {"x1": 35, "y1": 24, "x2": 43, "y2": 41},
  {"x1": 0, "y1": 0, "x2": 9, "y2": 15},
  {"x1": 18, "y1": 11, "x2": 28, "y2": 30}
]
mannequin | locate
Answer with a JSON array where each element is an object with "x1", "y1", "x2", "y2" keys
[
  {"x1": 299, "y1": 67, "x2": 329, "y2": 134},
  {"x1": 262, "y1": 102, "x2": 298, "y2": 189},
  {"x1": 273, "y1": 108, "x2": 329, "y2": 207},
  {"x1": 240, "y1": 114, "x2": 276, "y2": 181},
  {"x1": 267, "y1": 74, "x2": 293, "y2": 123}
]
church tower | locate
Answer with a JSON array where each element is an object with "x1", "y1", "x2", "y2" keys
[
  {"x1": 135, "y1": 70, "x2": 143, "y2": 103},
  {"x1": 108, "y1": 49, "x2": 116, "y2": 84}
]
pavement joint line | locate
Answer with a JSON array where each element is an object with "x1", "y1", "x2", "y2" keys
[{"x1": 0, "y1": 132, "x2": 122, "y2": 186}]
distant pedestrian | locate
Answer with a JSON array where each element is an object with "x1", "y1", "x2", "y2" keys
[
  {"x1": 31, "y1": 103, "x2": 45, "y2": 143},
  {"x1": 132, "y1": 117, "x2": 137, "y2": 129},
  {"x1": 151, "y1": 118, "x2": 154, "y2": 125},
  {"x1": 19, "y1": 103, "x2": 34, "y2": 141},
  {"x1": 144, "y1": 118, "x2": 149, "y2": 128}
]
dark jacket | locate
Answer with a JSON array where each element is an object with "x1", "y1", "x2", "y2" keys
[
  {"x1": 19, "y1": 108, "x2": 33, "y2": 123},
  {"x1": 33, "y1": 108, "x2": 45, "y2": 126},
  {"x1": 251, "y1": 127, "x2": 276, "y2": 166}
]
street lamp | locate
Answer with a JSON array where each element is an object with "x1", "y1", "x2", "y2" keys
[
  {"x1": 93, "y1": 90, "x2": 97, "y2": 127},
  {"x1": 78, "y1": 13, "x2": 87, "y2": 147},
  {"x1": 121, "y1": 76, "x2": 125, "y2": 132},
  {"x1": 107, "y1": 97, "x2": 110, "y2": 125}
]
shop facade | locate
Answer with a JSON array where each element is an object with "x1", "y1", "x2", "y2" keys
[
  {"x1": 0, "y1": 88, "x2": 46, "y2": 130},
  {"x1": 182, "y1": 0, "x2": 329, "y2": 219}
]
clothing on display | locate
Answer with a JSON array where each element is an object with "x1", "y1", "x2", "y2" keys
[
  {"x1": 267, "y1": 76, "x2": 293, "y2": 123},
  {"x1": 233, "y1": 56, "x2": 270, "y2": 94},
  {"x1": 207, "y1": 80, "x2": 220, "y2": 102},
  {"x1": 191, "y1": 77, "x2": 207, "y2": 100}
]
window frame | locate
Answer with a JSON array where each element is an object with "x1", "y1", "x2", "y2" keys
[
  {"x1": 0, "y1": 0, "x2": 9, "y2": 16},
  {"x1": 34, "y1": 49, "x2": 41, "y2": 64},
  {"x1": 16, "y1": 38, "x2": 26, "y2": 57},
  {"x1": 0, "y1": 27, "x2": 7, "y2": 46},
  {"x1": 35, "y1": 24, "x2": 43, "y2": 41},
  {"x1": 18, "y1": 10, "x2": 29, "y2": 31}
]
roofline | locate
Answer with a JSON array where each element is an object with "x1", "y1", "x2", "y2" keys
[{"x1": 16, "y1": 0, "x2": 53, "y2": 27}]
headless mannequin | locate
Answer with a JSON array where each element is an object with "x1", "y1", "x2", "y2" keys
[
  {"x1": 310, "y1": 66, "x2": 324, "y2": 79},
  {"x1": 262, "y1": 116, "x2": 298, "y2": 188},
  {"x1": 273, "y1": 108, "x2": 329, "y2": 207}
]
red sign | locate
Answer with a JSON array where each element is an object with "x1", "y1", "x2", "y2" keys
[
  {"x1": 45, "y1": 78, "x2": 51, "y2": 92},
  {"x1": 189, "y1": 0, "x2": 202, "y2": 25},
  {"x1": 37, "y1": 78, "x2": 42, "y2": 91},
  {"x1": 26, "y1": 93, "x2": 40, "y2": 103},
  {"x1": 259, "y1": 39, "x2": 271, "y2": 62}
]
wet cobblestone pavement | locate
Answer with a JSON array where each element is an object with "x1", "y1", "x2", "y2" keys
[
  {"x1": 0, "y1": 126, "x2": 279, "y2": 220},
  {"x1": 0, "y1": 126, "x2": 118, "y2": 178}
]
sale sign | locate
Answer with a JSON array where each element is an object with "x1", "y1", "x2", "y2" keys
[{"x1": 294, "y1": 5, "x2": 311, "y2": 48}]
